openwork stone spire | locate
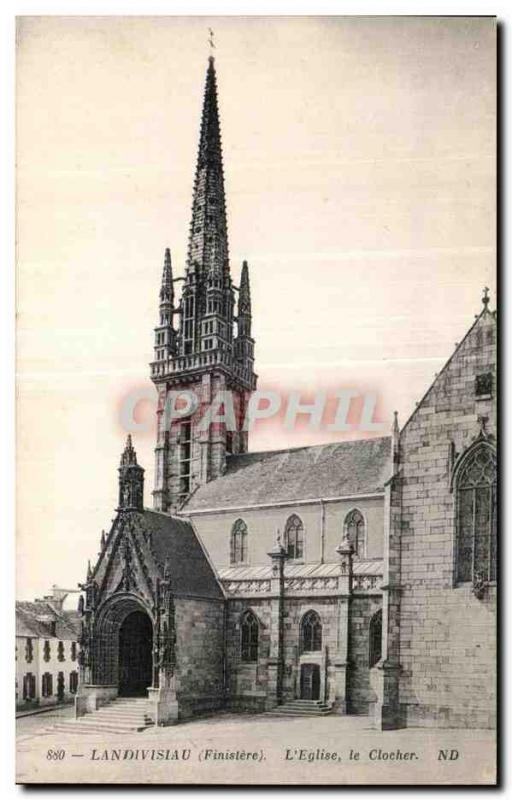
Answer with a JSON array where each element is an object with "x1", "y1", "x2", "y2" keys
[
  {"x1": 187, "y1": 57, "x2": 229, "y2": 278},
  {"x1": 160, "y1": 247, "x2": 174, "y2": 307},
  {"x1": 118, "y1": 435, "x2": 144, "y2": 511}
]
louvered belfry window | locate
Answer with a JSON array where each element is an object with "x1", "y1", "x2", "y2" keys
[{"x1": 456, "y1": 444, "x2": 497, "y2": 584}]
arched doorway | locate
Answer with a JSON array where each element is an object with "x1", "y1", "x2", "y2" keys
[{"x1": 118, "y1": 610, "x2": 153, "y2": 697}]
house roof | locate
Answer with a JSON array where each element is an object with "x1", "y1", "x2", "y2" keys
[
  {"x1": 16, "y1": 601, "x2": 80, "y2": 640},
  {"x1": 131, "y1": 510, "x2": 224, "y2": 601},
  {"x1": 183, "y1": 436, "x2": 392, "y2": 512}
]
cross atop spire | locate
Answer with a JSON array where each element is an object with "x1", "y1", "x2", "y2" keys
[{"x1": 482, "y1": 286, "x2": 490, "y2": 309}]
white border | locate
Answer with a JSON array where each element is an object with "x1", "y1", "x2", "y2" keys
[{"x1": 2, "y1": 3, "x2": 508, "y2": 798}]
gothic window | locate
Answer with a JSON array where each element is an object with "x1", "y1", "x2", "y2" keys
[
  {"x1": 231, "y1": 519, "x2": 248, "y2": 564},
  {"x1": 300, "y1": 610, "x2": 322, "y2": 653},
  {"x1": 71, "y1": 642, "x2": 77, "y2": 662},
  {"x1": 284, "y1": 514, "x2": 304, "y2": 560},
  {"x1": 455, "y1": 444, "x2": 497, "y2": 585},
  {"x1": 43, "y1": 640, "x2": 51, "y2": 662},
  {"x1": 57, "y1": 641, "x2": 65, "y2": 662},
  {"x1": 69, "y1": 671, "x2": 78, "y2": 694},
  {"x1": 41, "y1": 672, "x2": 53, "y2": 698},
  {"x1": 25, "y1": 638, "x2": 33, "y2": 664},
  {"x1": 344, "y1": 509, "x2": 366, "y2": 557},
  {"x1": 240, "y1": 610, "x2": 259, "y2": 662},
  {"x1": 23, "y1": 672, "x2": 36, "y2": 700},
  {"x1": 369, "y1": 609, "x2": 382, "y2": 668}
]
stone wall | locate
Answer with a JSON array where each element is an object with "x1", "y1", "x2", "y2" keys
[
  {"x1": 225, "y1": 593, "x2": 380, "y2": 713},
  {"x1": 396, "y1": 310, "x2": 497, "y2": 728},
  {"x1": 347, "y1": 596, "x2": 382, "y2": 714},
  {"x1": 174, "y1": 597, "x2": 225, "y2": 718},
  {"x1": 225, "y1": 598, "x2": 272, "y2": 711},
  {"x1": 189, "y1": 496, "x2": 384, "y2": 571}
]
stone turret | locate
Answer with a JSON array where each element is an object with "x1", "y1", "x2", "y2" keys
[{"x1": 118, "y1": 435, "x2": 144, "y2": 511}]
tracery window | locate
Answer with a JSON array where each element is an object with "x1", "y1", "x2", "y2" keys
[
  {"x1": 300, "y1": 610, "x2": 322, "y2": 653},
  {"x1": 369, "y1": 609, "x2": 382, "y2": 668},
  {"x1": 240, "y1": 610, "x2": 259, "y2": 662},
  {"x1": 455, "y1": 444, "x2": 497, "y2": 585},
  {"x1": 284, "y1": 514, "x2": 304, "y2": 560},
  {"x1": 344, "y1": 509, "x2": 366, "y2": 557},
  {"x1": 231, "y1": 519, "x2": 248, "y2": 564}
]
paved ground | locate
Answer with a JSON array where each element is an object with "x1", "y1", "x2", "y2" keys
[{"x1": 16, "y1": 707, "x2": 496, "y2": 785}]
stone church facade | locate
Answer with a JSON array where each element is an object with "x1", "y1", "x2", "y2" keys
[{"x1": 76, "y1": 57, "x2": 497, "y2": 729}]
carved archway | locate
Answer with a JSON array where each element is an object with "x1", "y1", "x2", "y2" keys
[{"x1": 92, "y1": 592, "x2": 154, "y2": 690}]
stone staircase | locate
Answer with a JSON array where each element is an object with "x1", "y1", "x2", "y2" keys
[
  {"x1": 270, "y1": 699, "x2": 334, "y2": 717},
  {"x1": 50, "y1": 698, "x2": 154, "y2": 735}
]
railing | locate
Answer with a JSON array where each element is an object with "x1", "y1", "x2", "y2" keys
[{"x1": 150, "y1": 349, "x2": 255, "y2": 386}]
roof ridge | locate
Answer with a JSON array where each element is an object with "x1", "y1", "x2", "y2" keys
[{"x1": 227, "y1": 435, "x2": 392, "y2": 462}]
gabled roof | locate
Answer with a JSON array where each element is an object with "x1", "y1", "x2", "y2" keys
[
  {"x1": 122, "y1": 511, "x2": 224, "y2": 601},
  {"x1": 400, "y1": 306, "x2": 497, "y2": 435},
  {"x1": 183, "y1": 436, "x2": 392, "y2": 512},
  {"x1": 16, "y1": 601, "x2": 80, "y2": 640}
]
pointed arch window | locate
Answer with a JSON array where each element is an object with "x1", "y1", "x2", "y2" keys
[
  {"x1": 284, "y1": 514, "x2": 304, "y2": 560},
  {"x1": 231, "y1": 519, "x2": 248, "y2": 564},
  {"x1": 369, "y1": 609, "x2": 382, "y2": 668},
  {"x1": 455, "y1": 443, "x2": 497, "y2": 585},
  {"x1": 240, "y1": 610, "x2": 259, "y2": 662},
  {"x1": 300, "y1": 610, "x2": 322, "y2": 653},
  {"x1": 344, "y1": 509, "x2": 366, "y2": 557}
]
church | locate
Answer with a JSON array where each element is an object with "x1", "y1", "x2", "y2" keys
[{"x1": 75, "y1": 56, "x2": 496, "y2": 731}]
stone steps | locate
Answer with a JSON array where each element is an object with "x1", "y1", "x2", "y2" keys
[
  {"x1": 270, "y1": 700, "x2": 334, "y2": 717},
  {"x1": 48, "y1": 698, "x2": 154, "y2": 735}
]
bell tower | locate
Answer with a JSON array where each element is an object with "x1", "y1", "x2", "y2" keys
[{"x1": 150, "y1": 57, "x2": 257, "y2": 513}]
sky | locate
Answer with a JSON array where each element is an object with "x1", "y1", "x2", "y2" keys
[{"x1": 16, "y1": 16, "x2": 496, "y2": 601}]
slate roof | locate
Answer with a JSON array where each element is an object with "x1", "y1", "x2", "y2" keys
[
  {"x1": 133, "y1": 510, "x2": 224, "y2": 601},
  {"x1": 218, "y1": 560, "x2": 383, "y2": 582},
  {"x1": 16, "y1": 601, "x2": 80, "y2": 640},
  {"x1": 184, "y1": 437, "x2": 392, "y2": 512}
]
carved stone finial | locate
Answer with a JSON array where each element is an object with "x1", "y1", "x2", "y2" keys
[
  {"x1": 268, "y1": 529, "x2": 288, "y2": 560},
  {"x1": 86, "y1": 559, "x2": 92, "y2": 581},
  {"x1": 482, "y1": 286, "x2": 490, "y2": 309}
]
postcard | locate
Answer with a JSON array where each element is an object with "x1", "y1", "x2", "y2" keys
[{"x1": 15, "y1": 15, "x2": 497, "y2": 785}]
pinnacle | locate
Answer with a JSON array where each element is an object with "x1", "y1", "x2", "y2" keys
[{"x1": 120, "y1": 434, "x2": 138, "y2": 467}]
